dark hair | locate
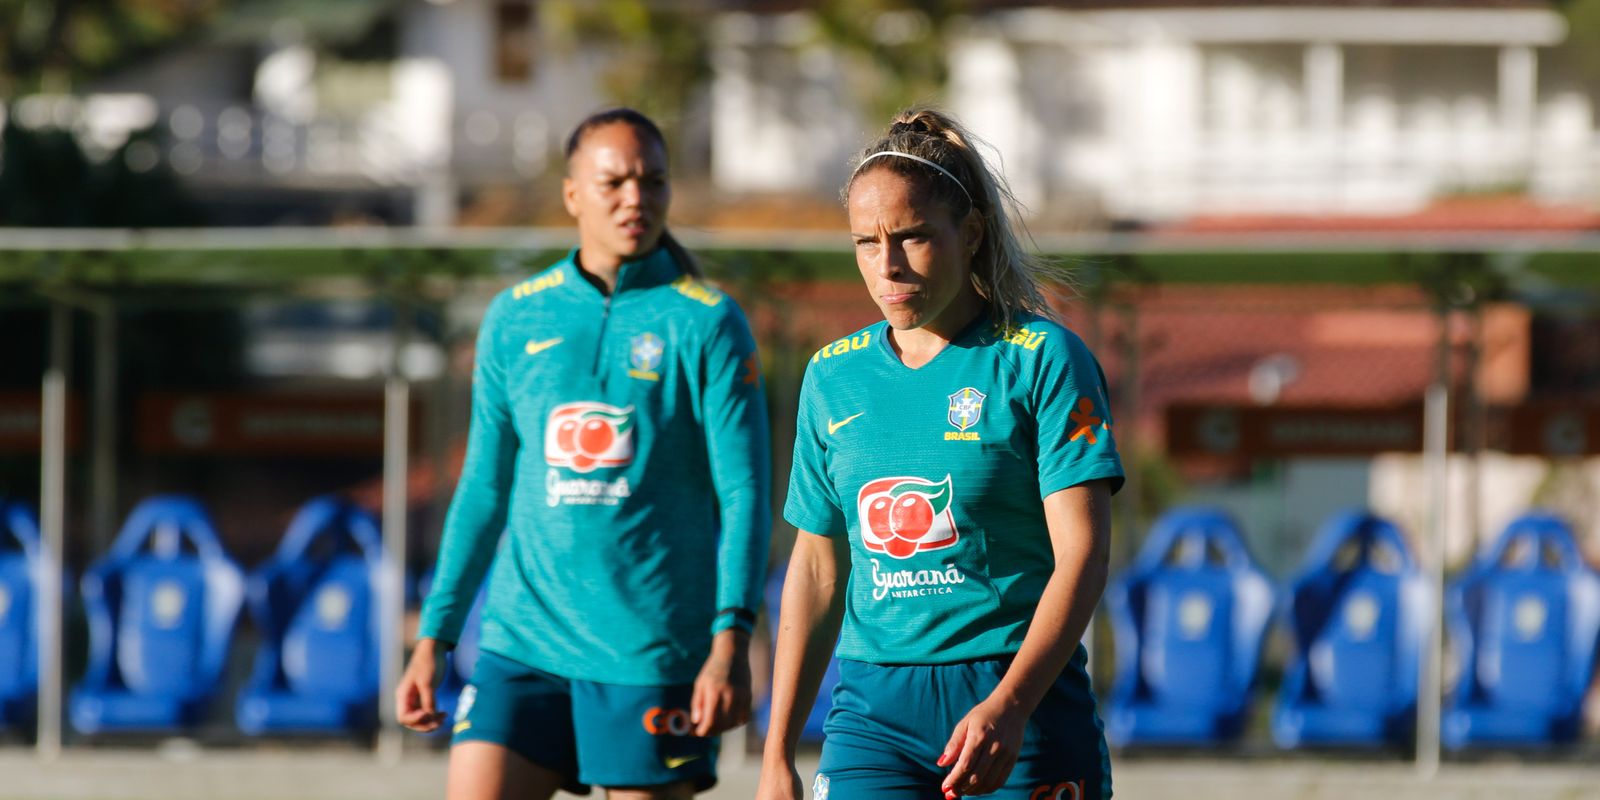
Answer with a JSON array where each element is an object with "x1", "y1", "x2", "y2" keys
[
  {"x1": 564, "y1": 107, "x2": 666, "y2": 162},
  {"x1": 563, "y1": 108, "x2": 700, "y2": 278},
  {"x1": 844, "y1": 108, "x2": 1060, "y2": 330}
]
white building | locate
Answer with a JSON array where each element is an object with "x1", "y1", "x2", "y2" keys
[
  {"x1": 71, "y1": 0, "x2": 615, "y2": 225},
  {"x1": 712, "y1": 1, "x2": 1597, "y2": 225}
]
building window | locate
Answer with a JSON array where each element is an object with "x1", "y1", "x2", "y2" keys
[{"x1": 495, "y1": 1, "x2": 534, "y2": 83}]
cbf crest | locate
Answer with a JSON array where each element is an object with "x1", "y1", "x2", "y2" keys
[
  {"x1": 628, "y1": 332, "x2": 665, "y2": 381},
  {"x1": 946, "y1": 387, "x2": 986, "y2": 441}
]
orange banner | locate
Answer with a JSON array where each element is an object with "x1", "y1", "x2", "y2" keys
[
  {"x1": 0, "y1": 392, "x2": 83, "y2": 453},
  {"x1": 1166, "y1": 404, "x2": 1426, "y2": 458},
  {"x1": 1501, "y1": 404, "x2": 1600, "y2": 456}
]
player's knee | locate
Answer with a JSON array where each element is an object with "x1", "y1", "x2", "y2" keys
[{"x1": 447, "y1": 742, "x2": 565, "y2": 800}]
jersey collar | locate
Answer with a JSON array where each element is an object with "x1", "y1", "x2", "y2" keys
[
  {"x1": 562, "y1": 246, "x2": 682, "y2": 298},
  {"x1": 876, "y1": 307, "x2": 997, "y2": 369}
]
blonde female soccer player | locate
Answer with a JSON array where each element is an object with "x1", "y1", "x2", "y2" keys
[{"x1": 759, "y1": 109, "x2": 1122, "y2": 800}]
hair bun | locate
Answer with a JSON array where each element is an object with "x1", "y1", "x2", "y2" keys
[{"x1": 890, "y1": 115, "x2": 935, "y2": 136}]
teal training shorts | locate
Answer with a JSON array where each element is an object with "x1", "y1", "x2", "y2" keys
[
  {"x1": 451, "y1": 650, "x2": 718, "y2": 793},
  {"x1": 812, "y1": 653, "x2": 1110, "y2": 800}
]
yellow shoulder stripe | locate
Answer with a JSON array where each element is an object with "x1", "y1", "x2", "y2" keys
[
  {"x1": 810, "y1": 331, "x2": 873, "y2": 364},
  {"x1": 672, "y1": 275, "x2": 724, "y2": 307},
  {"x1": 511, "y1": 269, "x2": 565, "y2": 300}
]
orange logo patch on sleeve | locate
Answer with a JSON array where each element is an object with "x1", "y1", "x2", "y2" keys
[
  {"x1": 1069, "y1": 397, "x2": 1102, "y2": 445},
  {"x1": 740, "y1": 353, "x2": 762, "y2": 387}
]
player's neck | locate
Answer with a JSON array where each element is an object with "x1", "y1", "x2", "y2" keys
[
  {"x1": 574, "y1": 249, "x2": 621, "y2": 295},
  {"x1": 890, "y1": 296, "x2": 984, "y2": 369}
]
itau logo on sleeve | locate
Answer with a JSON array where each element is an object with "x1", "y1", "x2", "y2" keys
[
  {"x1": 856, "y1": 475, "x2": 960, "y2": 559},
  {"x1": 545, "y1": 402, "x2": 635, "y2": 472}
]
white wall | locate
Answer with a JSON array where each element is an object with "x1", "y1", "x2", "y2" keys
[
  {"x1": 1369, "y1": 452, "x2": 1591, "y2": 569},
  {"x1": 714, "y1": 4, "x2": 1595, "y2": 224},
  {"x1": 711, "y1": 13, "x2": 863, "y2": 195},
  {"x1": 396, "y1": 0, "x2": 610, "y2": 183}
]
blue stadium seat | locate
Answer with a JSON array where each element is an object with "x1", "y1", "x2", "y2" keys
[
  {"x1": 236, "y1": 496, "x2": 385, "y2": 735},
  {"x1": 1273, "y1": 510, "x2": 1430, "y2": 749},
  {"x1": 1105, "y1": 506, "x2": 1274, "y2": 746},
  {"x1": 1443, "y1": 512, "x2": 1600, "y2": 749},
  {"x1": 753, "y1": 564, "x2": 840, "y2": 742},
  {"x1": 0, "y1": 501, "x2": 43, "y2": 728},
  {"x1": 70, "y1": 496, "x2": 245, "y2": 733},
  {"x1": 415, "y1": 569, "x2": 486, "y2": 721}
]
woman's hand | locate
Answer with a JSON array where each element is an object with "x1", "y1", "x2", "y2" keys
[
  {"x1": 933, "y1": 480, "x2": 1114, "y2": 796},
  {"x1": 691, "y1": 629, "x2": 753, "y2": 736},
  {"x1": 938, "y1": 696, "x2": 1027, "y2": 798},
  {"x1": 395, "y1": 638, "x2": 448, "y2": 732},
  {"x1": 755, "y1": 756, "x2": 805, "y2": 800}
]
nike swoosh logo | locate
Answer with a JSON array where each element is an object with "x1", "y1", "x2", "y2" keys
[
  {"x1": 664, "y1": 755, "x2": 702, "y2": 769},
  {"x1": 525, "y1": 337, "x2": 563, "y2": 355},
  {"x1": 827, "y1": 412, "x2": 864, "y2": 435}
]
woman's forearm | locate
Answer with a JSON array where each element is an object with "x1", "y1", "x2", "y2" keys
[
  {"x1": 990, "y1": 549, "x2": 1107, "y2": 715},
  {"x1": 764, "y1": 532, "x2": 848, "y2": 763}
]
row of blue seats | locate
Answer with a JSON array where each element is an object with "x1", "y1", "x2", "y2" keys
[
  {"x1": 0, "y1": 495, "x2": 431, "y2": 736},
  {"x1": 755, "y1": 508, "x2": 1600, "y2": 752},
  {"x1": 1110, "y1": 507, "x2": 1599, "y2": 750},
  {"x1": 5, "y1": 497, "x2": 1597, "y2": 749}
]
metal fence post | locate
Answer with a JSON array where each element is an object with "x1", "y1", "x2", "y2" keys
[
  {"x1": 1417, "y1": 382, "x2": 1448, "y2": 777},
  {"x1": 37, "y1": 302, "x2": 70, "y2": 761}
]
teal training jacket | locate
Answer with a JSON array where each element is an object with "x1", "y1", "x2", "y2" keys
[{"x1": 418, "y1": 246, "x2": 772, "y2": 685}]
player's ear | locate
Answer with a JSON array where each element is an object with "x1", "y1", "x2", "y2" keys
[
  {"x1": 961, "y1": 209, "x2": 982, "y2": 257},
  {"x1": 562, "y1": 176, "x2": 580, "y2": 218}
]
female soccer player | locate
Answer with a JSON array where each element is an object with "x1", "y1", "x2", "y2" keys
[
  {"x1": 396, "y1": 109, "x2": 771, "y2": 800},
  {"x1": 758, "y1": 109, "x2": 1123, "y2": 800}
]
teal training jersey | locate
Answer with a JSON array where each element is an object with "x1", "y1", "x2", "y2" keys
[
  {"x1": 419, "y1": 246, "x2": 771, "y2": 685},
  {"x1": 784, "y1": 311, "x2": 1123, "y2": 665}
]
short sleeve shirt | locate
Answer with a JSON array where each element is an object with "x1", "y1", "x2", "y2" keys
[{"x1": 783, "y1": 312, "x2": 1123, "y2": 664}]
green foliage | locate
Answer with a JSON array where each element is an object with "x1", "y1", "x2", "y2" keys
[
  {"x1": 540, "y1": 0, "x2": 971, "y2": 159},
  {"x1": 545, "y1": 0, "x2": 711, "y2": 166},
  {"x1": 1397, "y1": 251, "x2": 1511, "y2": 311},
  {"x1": 0, "y1": 121, "x2": 206, "y2": 227},
  {"x1": 0, "y1": 121, "x2": 95, "y2": 225},
  {"x1": 812, "y1": 0, "x2": 969, "y2": 122},
  {"x1": 0, "y1": 0, "x2": 224, "y2": 94},
  {"x1": 1559, "y1": 0, "x2": 1600, "y2": 82}
]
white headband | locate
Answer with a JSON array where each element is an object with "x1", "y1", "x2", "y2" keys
[{"x1": 855, "y1": 150, "x2": 973, "y2": 207}]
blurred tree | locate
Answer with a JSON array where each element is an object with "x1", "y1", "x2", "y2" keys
[
  {"x1": 90, "y1": 126, "x2": 206, "y2": 226},
  {"x1": 1556, "y1": 0, "x2": 1600, "y2": 81},
  {"x1": 0, "y1": 0, "x2": 220, "y2": 226},
  {"x1": 0, "y1": 121, "x2": 206, "y2": 226},
  {"x1": 813, "y1": 0, "x2": 969, "y2": 122},
  {"x1": 545, "y1": 0, "x2": 712, "y2": 168},
  {"x1": 0, "y1": 0, "x2": 227, "y2": 95},
  {"x1": 538, "y1": 0, "x2": 972, "y2": 162},
  {"x1": 0, "y1": 120, "x2": 94, "y2": 225}
]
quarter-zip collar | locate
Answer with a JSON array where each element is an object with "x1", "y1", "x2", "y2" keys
[
  {"x1": 558, "y1": 245, "x2": 684, "y2": 390},
  {"x1": 563, "y1": 245, "x2": 682, "y2": 300}
]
